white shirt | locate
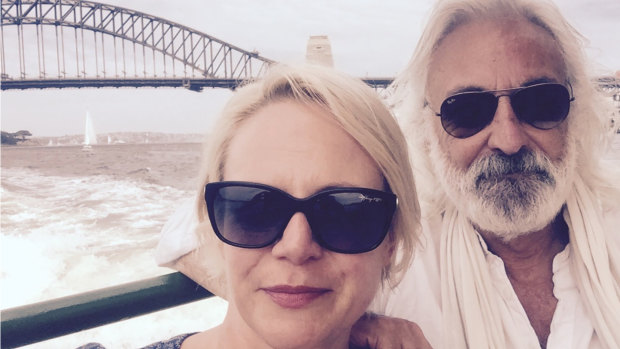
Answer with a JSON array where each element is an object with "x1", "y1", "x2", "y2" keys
[{"x1": 373, "y1": 215, "x2": 604, "y2": 349}]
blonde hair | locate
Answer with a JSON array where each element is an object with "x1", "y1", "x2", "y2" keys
[
  {"x1": 195, "y1": 64, "x2": 420, "y2": 287},
  {"x1": 392, "y1": 0, "x2": 620, "y2": 347}
]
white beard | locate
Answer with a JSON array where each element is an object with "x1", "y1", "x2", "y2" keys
[{"x1": 429, "y1": 135, "x2": 576, "y2": 241}]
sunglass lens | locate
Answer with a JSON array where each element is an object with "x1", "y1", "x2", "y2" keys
[
  {"x1": 512, "y1": 84, "x2": 570, "y2": 129},
  {"x1": 211, "y1": 186, "x2": 289, "y2": 247},
  {"x1": 440, "y1": 92, "x2": 497, "y2": 138},
  {"x1": 308, "y1": 192, "x2": 395, "y2": 253}
]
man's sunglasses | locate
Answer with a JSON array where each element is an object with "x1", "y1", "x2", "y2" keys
[
  {"x1": 432, "y1": 82, "x2": 574, "y2": 138},
  {"x1": 204, "y1": 181, "x2": 397, "y2": 254}
]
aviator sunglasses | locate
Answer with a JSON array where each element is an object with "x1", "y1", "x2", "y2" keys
[
  {"x1": 432, "y1": 82, "x2": 574, "y2": 138},
  {"x1": 204, "y1": 181, "x2": 397, "y2": 254}
]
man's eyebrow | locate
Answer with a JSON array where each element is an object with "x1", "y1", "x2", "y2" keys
[
  {"x1": 521, "y1": 77, "x2": 559, "y2": 87},
  {"x1": 445, "y1": 77, "x2": 561, "y2": 96},
  {"x1": 445, "y1": 85, "x2": 486, "y2": 96}
]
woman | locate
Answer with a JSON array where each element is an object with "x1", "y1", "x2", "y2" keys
[{"x1": 150, "y1": 64, "x2": 422, "y2": 348}]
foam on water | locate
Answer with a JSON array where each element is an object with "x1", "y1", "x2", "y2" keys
[{"x1": 1, "y1": 167, "x2": 227, "y2": 348}]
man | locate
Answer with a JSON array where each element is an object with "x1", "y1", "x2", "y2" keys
[
  {"x1": 358, "y1": 0, "x2": 620, "y2": 348},
  {"x1": 157, "y1": 0, "x2": 620, "y2": 347}
]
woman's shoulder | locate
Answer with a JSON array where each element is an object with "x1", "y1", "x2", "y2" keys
[
  {"x1": 75, "y1": 333, "x2": 197, "y2": 349},
  {"x1": 139, "y1": 333, "x2": 198, "y2": 349}
]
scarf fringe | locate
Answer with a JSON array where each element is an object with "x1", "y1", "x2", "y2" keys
[{"x1": 565, "y1": 175, "x2": 620, "y2": 349}]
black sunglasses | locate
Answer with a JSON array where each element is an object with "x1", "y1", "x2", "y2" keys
[
  {"x1": 204, "y1": 181, "x2": 397, "y2": 254},
  {"x1": 432, "y1": 82, "x2": 574, "y2": 138}
]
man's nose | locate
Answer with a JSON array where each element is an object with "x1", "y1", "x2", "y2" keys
[
  {"x1": 271, "y1": 212, "x2": 323, "y2": 264},
  {"x1": 486, "y1": 96, "x2": 528, "y2": 155}
]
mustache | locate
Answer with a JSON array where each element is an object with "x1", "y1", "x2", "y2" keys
[{"x1": 472, "y1": 149, "x2": 555, "y2": 188}]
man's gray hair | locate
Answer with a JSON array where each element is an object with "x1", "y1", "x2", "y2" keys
[{"x1": 391, "y1": 0, "x2": 620, "y2": 347}]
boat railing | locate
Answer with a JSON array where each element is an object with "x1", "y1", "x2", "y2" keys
[{"x1": 0, "y1": 272, "x2": 213, "y2": 348}]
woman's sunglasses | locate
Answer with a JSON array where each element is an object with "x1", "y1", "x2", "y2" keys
[
  {"x1": 204, "y1": 181, "x2": 397, "y2": 254},
  {"x1": 432, "y1": 82, "x2": 574, "y2": 138}
]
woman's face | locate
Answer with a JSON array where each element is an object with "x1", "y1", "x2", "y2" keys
[{"x1": 220, "y1": 100, "x2": 392, "y2": 349}]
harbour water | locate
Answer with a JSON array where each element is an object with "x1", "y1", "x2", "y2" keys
[
  {"x1": 1, "y1": 143, "x2": 227, "y2": 348},
  {"x1": 1, "y1": 135, "x2": 619, "y2": 348}
]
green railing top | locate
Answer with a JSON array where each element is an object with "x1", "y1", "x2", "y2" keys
[{"x1": 0, "y1": 272, "x2": 213, "y2": 348}]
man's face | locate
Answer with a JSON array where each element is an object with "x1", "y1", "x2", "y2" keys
[{"x1": 425, "y1": 18, "x2": 576, "y2": 239}]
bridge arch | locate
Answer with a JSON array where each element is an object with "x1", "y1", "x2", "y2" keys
[{"x1": 1, "y1": 0, "x2": 274, "y2": 90}]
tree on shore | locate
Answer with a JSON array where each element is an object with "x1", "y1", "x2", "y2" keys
[{"x1": 1, "y1": 130, "x2": 32, "y2": 145}]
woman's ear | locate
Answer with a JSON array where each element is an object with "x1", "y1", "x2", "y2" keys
[
  {"x1": 383, "y1": 231, "x2": 396, "y2": 268},
  {"x1": 379, "y1": 233, "x2": 396, "y2": 288}
]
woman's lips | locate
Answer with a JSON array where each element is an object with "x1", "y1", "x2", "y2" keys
[{"x1": 262, "y1": 285, "x2": 331, "y2": 309}]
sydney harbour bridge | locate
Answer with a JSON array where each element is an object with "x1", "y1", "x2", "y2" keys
[
  {"x1": 0, "y1": 0, "x2": 394, "y2": 91},
  {"x1": 0, "y1": 0, "x2": 617, "y2": 96}
]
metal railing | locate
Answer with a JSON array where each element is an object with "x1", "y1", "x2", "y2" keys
[{"x1": 0, "y1": 272, "x2": 213, "y2": 348}]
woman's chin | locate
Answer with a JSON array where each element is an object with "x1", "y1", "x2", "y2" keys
[{"x1": 250, "y1": 312, "x2": 350, "y2": 349}]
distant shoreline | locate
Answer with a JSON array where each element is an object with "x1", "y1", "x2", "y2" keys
[
  {"x1": 1, "y1": 142, "x2": 203, "y2": 191},
  {"x1": 1, "y1": 141, "x2": 202, "y2": 148},
  {"x1": 3, "y1": 132, "x2": 205, "y2": 147}
]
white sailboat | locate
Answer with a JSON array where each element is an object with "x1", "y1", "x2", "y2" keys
[{"x1": 82, "y1": 111, "x2": 98, "y2": 151}]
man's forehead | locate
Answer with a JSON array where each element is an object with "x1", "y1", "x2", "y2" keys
[{"x1": 427, "y1": 17, "x2": 566, "y2": 95}]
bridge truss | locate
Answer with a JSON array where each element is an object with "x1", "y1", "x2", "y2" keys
[
  {"x1": 0, "y1": 0, "x2": 274, "y2": 91},
  {"x1": 1, "y1": 1, "x2": 618, "y2": 94}
]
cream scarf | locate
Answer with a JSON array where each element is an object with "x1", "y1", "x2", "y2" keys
[{"x1": 440, "y1": 174, "x2": 620, "y2": 348}]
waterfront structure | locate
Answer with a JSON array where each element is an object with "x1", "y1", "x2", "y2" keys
[{"x1": 305, "y1": 35, "x2": 334, "y2": 67}]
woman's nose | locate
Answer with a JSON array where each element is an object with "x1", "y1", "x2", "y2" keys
[
  {"x1": 486, "y1": 96, "x2": 529, "y2": 155},
  {"x1": 271, "y1": 212, "x2": 323, "y2": 264}
]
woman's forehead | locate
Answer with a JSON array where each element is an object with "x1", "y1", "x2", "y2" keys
[{"x1": 222, "y1": 100, "x2": 384, "y2": 196}]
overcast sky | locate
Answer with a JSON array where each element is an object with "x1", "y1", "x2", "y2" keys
[{"x1": 2, "y1": 0, "x2": 618, "y2": 137}]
